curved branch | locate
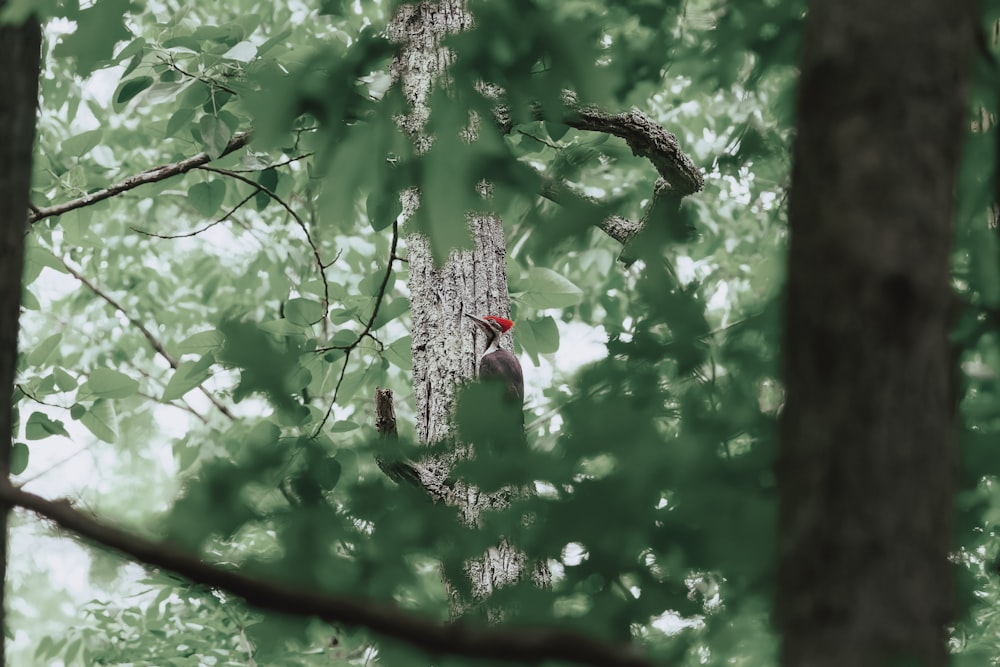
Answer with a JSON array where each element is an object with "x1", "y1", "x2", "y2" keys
[
  {"x1": 29, "y1": 132, "x2": 251, "y2": 224},
  {"x1": 555, "y1": 95, "x2": 704, "y2": 195},
  {"x1": 198, "y1": 165, "x2": 331, "y2": 324},
  {"x1": 0, "y1": 483, "x2": 660, "y2": 667}
]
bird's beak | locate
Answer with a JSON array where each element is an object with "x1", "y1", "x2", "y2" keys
[{"x1": 465, "y1": 313, "x2": 491, "y2": 333}]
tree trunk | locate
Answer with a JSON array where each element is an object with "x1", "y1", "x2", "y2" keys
[
  {"x1": 387, "y1": 0, "x2": 537, "y2": 614},
  {"x1": 778, "y1": 2, "x2": 972, "y2": 666},
  {"x1": 0, "y1": 7, "x2": 41, "y2": 664}
]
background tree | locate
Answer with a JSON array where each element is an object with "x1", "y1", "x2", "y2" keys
[
  {"x1": 778, "y1": 2, "x2": 973, "y2": 666},
  {"x1": 4, "y1": 0, "x2": 1000, "y2": 666}
]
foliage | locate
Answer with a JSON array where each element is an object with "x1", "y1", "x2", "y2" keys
[{"x1": 9, "y1": 0, "x2": 1000, "y2": 665}]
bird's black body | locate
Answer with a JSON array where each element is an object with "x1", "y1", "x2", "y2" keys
[{"x1": 465, "y1": 314, "x2": 524, "y2": 406}]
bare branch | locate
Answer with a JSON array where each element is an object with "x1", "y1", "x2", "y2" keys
[
  {"x1": 29, "y1": 132, "x2": 251, "y2": 224},
  {"x1": 1, "y1": 483, "x2": 659, "y2": 667},
  {"x1": 58, "y1": 257, "x2": 235, "y2": 421},
  {"x1": 314, "y1": 222, "x2": 401, "y2": 434},
  {"x1": 130, "y1": 191, "x2": 256, "y2": 239},
  {"x1": 198, "y1": 165, "x2": 331, "y2": 324}
]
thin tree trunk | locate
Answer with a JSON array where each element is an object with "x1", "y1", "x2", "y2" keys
[
  {"x1": 778, "y1": 2, "x2": 972, "y2": 666},
  {"x1": 387, "y1": 0, "x2": 539, "y2": 614},
  {"x1": 0, "y1": 7, "x2": 41, "y2": 664}
]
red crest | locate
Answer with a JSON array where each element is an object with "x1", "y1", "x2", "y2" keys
[{"x1": 484, "y1": 315, "x2": 514, "y2": 332}]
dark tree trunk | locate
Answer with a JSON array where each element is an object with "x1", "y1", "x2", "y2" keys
[
  {"x1": 778, "y1": 2, "x2": 973, "y2": 666},
  {"x1": 0, "y1": 7, "x2": 41, "y2": 663}
]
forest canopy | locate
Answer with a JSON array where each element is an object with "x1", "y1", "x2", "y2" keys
[{"x1": 2, "y1": 0, "x2": 1000, "y2": 666}]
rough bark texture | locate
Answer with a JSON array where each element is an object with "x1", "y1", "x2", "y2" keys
[
  {"x1": 0, "y1": 8, "x2": 41, "y2": 663},
  {"x1": 387, "y1": 0, "x2": 541, "y2": 612},
  {"x1": 778, "y1": 2, "x2": 972, "y2": 666}
]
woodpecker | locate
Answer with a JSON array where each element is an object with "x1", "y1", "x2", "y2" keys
[{"x1": 465, "y1": 313, "x2": 524, "y2": 407}]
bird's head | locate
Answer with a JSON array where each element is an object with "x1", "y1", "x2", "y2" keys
[{"x1": 465, "y1": 314, "x2": 514, "y2": 340}]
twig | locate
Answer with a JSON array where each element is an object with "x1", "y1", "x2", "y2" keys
[
  {"x1": 312, "y1": 222, "x2": 401, "y2": 435},
  {"x1": 130, "y1": 191, "x2": 255, "y2": 239},
  {"x1": 58, "y1": 257, "x2": 235, "y2": 421},
  {"x1": 0, "y1": 483, "x2": 660, "y2": 667},
  {"x1": 29, "y1": 132, "x2": 251, "y2": 223},
  {"x1": 157, "y1": 56, "x2": 239, "y2": 96},
  {"x1": 198, "y1": 166, "x2": 331, "y2": 324},
  {"x1": 312, "y1": 351, "x2": 353, "y2": 437}
]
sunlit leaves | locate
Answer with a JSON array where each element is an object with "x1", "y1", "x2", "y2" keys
[
  {"x1": 61, "y1": 129, "x2": 102, "y2": 157},
  {"x1": 513, "y1": 267, "x2": 584, "y2": 309},
  {"x1": 79, "y1": 399, "x2": 119, "y2": 443},
  {"x1": 162, "y1": 355, "x2": 215, "y2": 401},
  {"x1": 83, "y1": 368, "x2": 139, "y2": 400}
]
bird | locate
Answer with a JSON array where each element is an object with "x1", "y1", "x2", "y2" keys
[{"x1": 465, "y1": 313, "x2": 524, "y2": 408}]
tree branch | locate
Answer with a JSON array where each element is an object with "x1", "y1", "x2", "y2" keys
[
  {"x1": 28, "y1": 132, "x2": 251, "y2": 224},
  {"x1": 198, "y1": 165, "x2": 331, "y2": 325},
  {"x1": 553, "y1": 93, "x2": 704, "y2": 196},
  {"x1": 314, "y1": 221, "x2": 401, "y2": 434},
  {"x1": 1, "y1": 483, "x2": 659, "y2": 667},
  {"x1": 59, "y1": 257, "x2": 235, "y2": 421}
]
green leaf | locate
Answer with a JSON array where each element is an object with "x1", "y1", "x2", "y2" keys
[
  {"x1": 52, "y1": 0, "x2": 132, "y2": 75},
  {"x1": 84, "y1": 368, "x2": 139, "y2": 399},
  {"x1": 529, "y1": 316, "x2": 560, "y2": 353},
  {"x1": 222, "y1": 40, "x2": 257, "y2": 62},
  {"x1": 162, "y1": 355, "x2": 214, "y2": 402},
  {"x1": 385, "y1": 335, "x2": 412, "y2": 370},
  {"x1": 27, "y1": 332, "x2": 62, "y2": 367},
  {"x1": 313, "y1": 456, "x2": 342, "y2": 489},
  {"x1": 10, "y1": 443, "x2": 29, "y2": 476},
  {"x1": 80, "y1": 400, "x2": 118, "y2": 443},
  {"x1": 285, "y1": 298, "x2": 324, "y2": 326},
  {"x1": 25, "y1": 412, "x2": 70, "y2": 440},
  {"x1": 165, "y1": 107, "x2": 196, "y2": 139},
  {"x1": 187, "y1": 180, "x2": 227, "y2": 217},
  {"x1": 372, "y1": 297, "x2": 408, "y2": 331},
  {"x1": 62, "y1": 129, "x2": 103, "y2": 157},
  {"x1": 366, "y1": 191, "x2": 402, "y2": 231},
  {"x1": 256, "y1": 167, "x2": 279, "y2": 210},
  {"x1": 330, "y1": 421, "x2": 359, "y2": 433},
  {"x1": 515, "y1": 268, "x2": 585, "y2": 309},
  {"x1": 199, "y1": 114, "x2": 232, "y2": 159},
  {"x1": 113, "y1": 76, "x2": 154, "y2": 111},
  {"x1": 53, "y1": 368, "x2": 78, "y2": 391},
  {"x1": 177, "y1": 330, "x2": 223, "y2": 354},
  {"x1": 259, "y1": 318, "x2": 306, "y2": 337}
]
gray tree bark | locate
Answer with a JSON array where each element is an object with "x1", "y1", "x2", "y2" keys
[
  {"x1": 778, "y1": 2, "x2": 973, "y2": 666},
  {"x1": 0, "y1": 6, "x2": 41, "y2": 664},
  {"x1": 387, "y1": 0, "x2": 539, "y2": 613}
]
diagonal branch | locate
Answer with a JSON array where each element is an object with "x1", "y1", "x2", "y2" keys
[
  {"x1": 59, "y1": 257, "x2": 235, "y2": 421},
  {"x1": 29, "y1": 132, "x2": 251, "y2": 224},
  {"x1": 1, "y1": 483, "x2": 659, "y2": 667}
]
